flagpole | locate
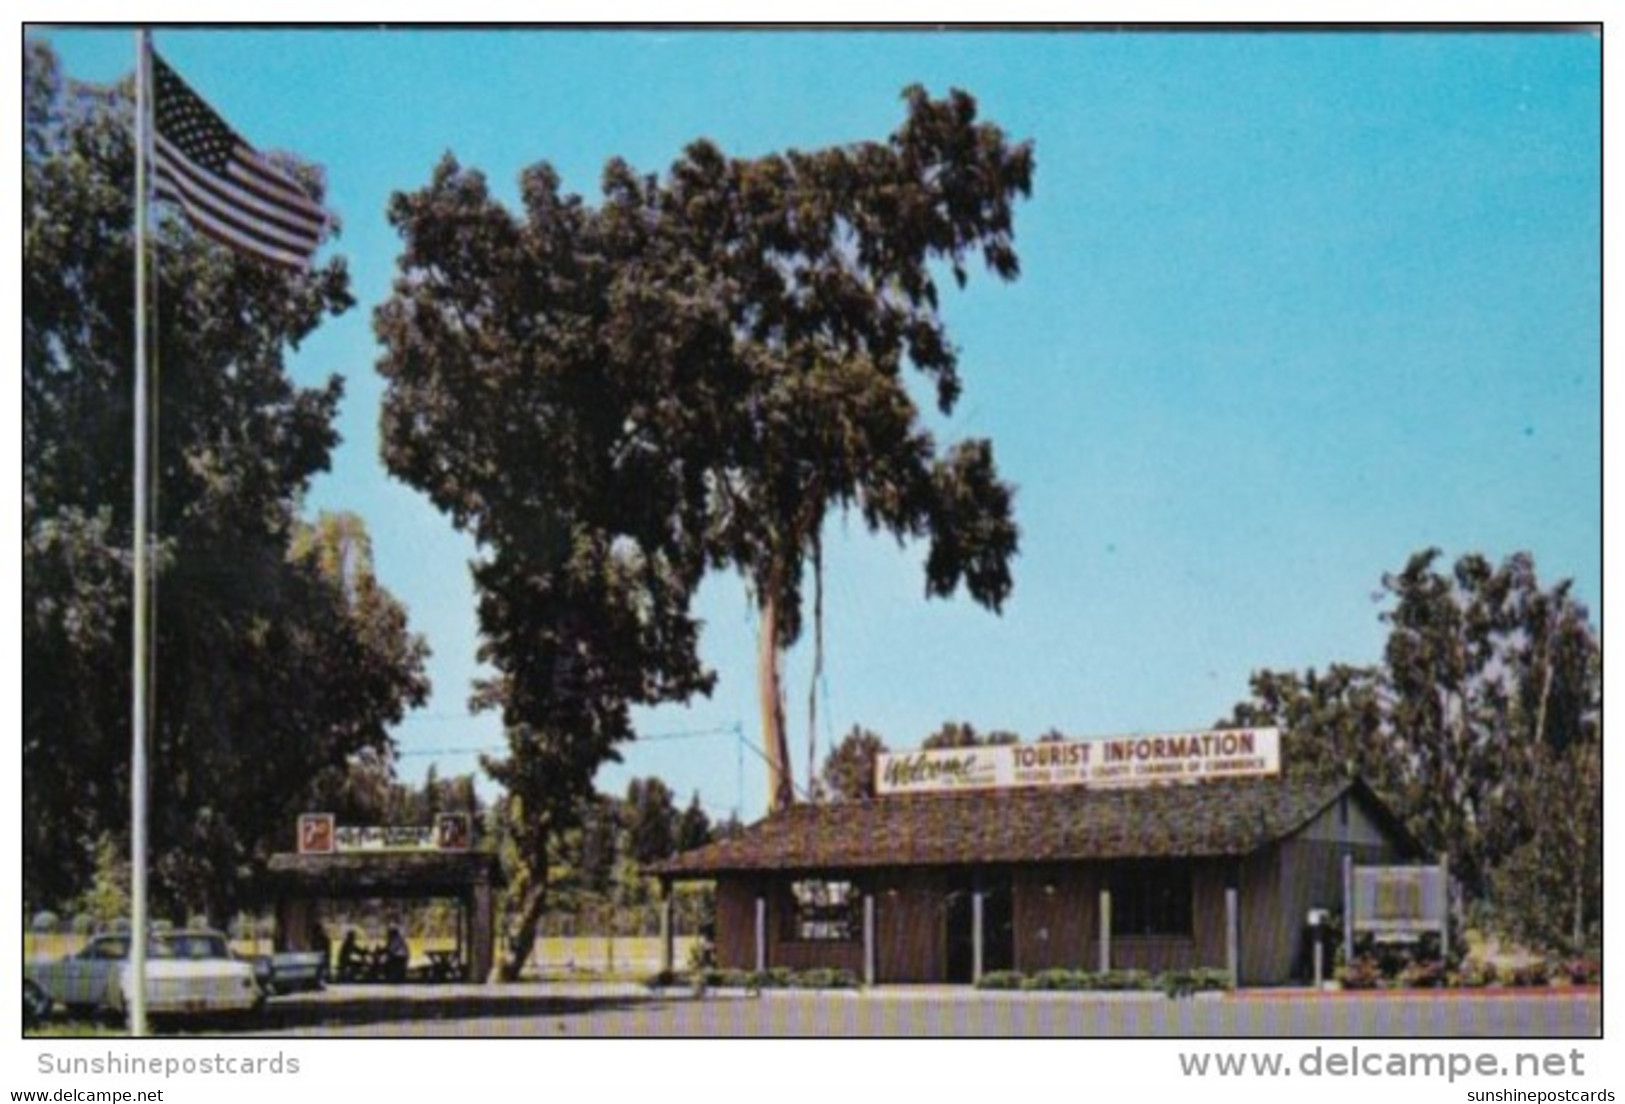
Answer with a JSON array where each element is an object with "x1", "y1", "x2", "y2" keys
[{"x1": 130, "y1": 27, "x2": 153, "y2": 1039}]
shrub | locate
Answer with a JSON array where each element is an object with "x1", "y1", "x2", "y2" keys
[
  {"x1": 1337, "y1": 956, "x2": 1384, "y2": 990},
  {"x1": 644, "y1": 969, "x2": 680, "y2": 990},
  {"x1": 1094, "y1": 969, "x2": 1155, "y2": 991},
  {"x1": 977, "y1": 970, "x2": 1024, "y2": 990},
  {"x1": 1559, "y1": 957, "x2": 1600, "y2": 986},
  {"x1": 686, "y1": 939, "x2": 716, "y2": 973},
  {"x1": 1503, "y1": 961, "x2": 1550, "y2": 988},
  {"x1": 699, "y1": 968, "x2": 755, "y2": 990},
  {"x1": 1398, "y1": 959, "x2": 1446, "y2": 989},
  {"x1": 1162, "y1": 968, "x2": 1233, "y2": 997},
  {"x1": 790, "y1": 968, "x2": 859, "y2": 990},
  {"x1": 745, "y1": 967, "x2": 796, "y2": 990},
  {"x1": 1452, "y1": 959, "x2": 1498, "y2": 988},
  {"x1": 1024, "y1": 968, "x2": 1091, "y2": 990}
]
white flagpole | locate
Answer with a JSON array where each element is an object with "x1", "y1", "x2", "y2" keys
[{"x1": 130, "y1": 27, "x2": 153, "y2": 1039}]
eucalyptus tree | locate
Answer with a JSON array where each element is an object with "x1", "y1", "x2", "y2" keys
[{"x1": 376, "y1": 85, "x2": 1032, "y2": 971}]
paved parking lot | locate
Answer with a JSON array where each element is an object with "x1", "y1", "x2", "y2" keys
[{"x1": 216, "y1": 982, "x2": 1601, "y2": 1038}]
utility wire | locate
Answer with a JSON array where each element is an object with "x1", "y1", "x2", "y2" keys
[{"x1": 391, "y1": 723, "x2": 747, "y2": 758}]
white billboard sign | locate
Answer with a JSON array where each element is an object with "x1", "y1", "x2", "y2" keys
[{"x1": 874, "y1": 727, "x2": 1280, "y2": 797}]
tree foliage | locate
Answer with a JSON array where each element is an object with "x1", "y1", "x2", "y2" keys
[
  {"x1": 374, "y1": 84, "x2": 1032, "y2": 970},
  {"x1": 1224, "y1": 664, "x2": 1390, "y2": 787},
  {"x1": 23, "y1": 42, "x2": 427, "y2": 917},
  {"x1": 623, "y1": 777, "x2": 679, "y2": 866},
  {"x1": 921, "y1": 721, "x2": 1019, "y2": 749},
  {"x1": 819, "y1": 725, "x2": 889, "y2": 803},
  {"x1": 674, "y1": 791, "x2": 714, "y2": 853},
  {"x1": 1223, "y1": 548, "x2": 1599, "y2": 950}
]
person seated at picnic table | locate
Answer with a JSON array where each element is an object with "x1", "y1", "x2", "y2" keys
[
  {"x1": 336, "y1": 929, "x2": 362, "y2": 981},
  {"x1": 384, "y1": 926, "x2": 410, "y2": 983}
]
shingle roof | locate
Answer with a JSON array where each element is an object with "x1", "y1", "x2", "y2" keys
[
  {"x1": 264, "y1": 850, "x2": 506, "y2": 897},
  {"x1": 660, "y1": 776, "x2": 1408, "y2": 876}
]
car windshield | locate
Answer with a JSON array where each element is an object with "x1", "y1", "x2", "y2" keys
[
  {"x1": 84, "y1": 937, "x2": 175, "y2": 960},
  {"x1": 162, "y1": 933, "x2": 231, "y2": 959}
]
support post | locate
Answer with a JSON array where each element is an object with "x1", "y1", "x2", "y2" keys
[
  {"x1": 863, "y1": 894, "x2": 876, "y2": 987},
  {"x1": 971, "y1": 891, "x2": 985, "y2": 984},
  {"x1": 128, "y1": 27, "x2": 155, "y2": 1041},
  {"x1": 659, "y1": 883, "x2": 675, "y2": 975},
  {"x1": 754, "y1": 895, "x2": 767, "y2": 973},
  {"x1": 1439, "y1": 852, "x2": 1451, "y2": 964},
  {"x1": 1342, "y1": 853, "x2": 1355, "y2": 965},
  {"x1": 1225, "y1": 886, "x2": 1240, "y2": 988},
  {"x1": 1098, "y1": 888, "x2": 1112, "y2": 972}
]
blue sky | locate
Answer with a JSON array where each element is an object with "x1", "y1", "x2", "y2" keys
[{"x1": 37, "y1": 28, "x2": 1602, "y2": 825}]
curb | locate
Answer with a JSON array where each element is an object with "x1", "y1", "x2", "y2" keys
[{"x1": 1231, "y1": 985, "x2": 1602, "y2": 1001}]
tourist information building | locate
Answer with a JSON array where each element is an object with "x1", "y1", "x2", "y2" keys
[{"x1": 660, "y1": 728, "x2": 1421, "y2": 986}]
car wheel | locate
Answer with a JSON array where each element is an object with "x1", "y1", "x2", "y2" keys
[{"x1": 24, "y1": 981, "x2": 51, "y2": 1028}]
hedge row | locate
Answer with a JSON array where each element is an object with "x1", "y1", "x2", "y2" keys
[
  {"x1": 647, "y1": 966, "x2": 861, "y2": 991},
  {"x1": 977, "y1": 967, "x2": 1233, "y2": 997}
]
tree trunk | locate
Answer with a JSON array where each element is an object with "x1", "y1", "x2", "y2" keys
[
  {"x1": 499, "y1": 880, "x2": 548, "y2": 982},
  {"x1": 757, "y1": 587, "x2": 795, "y2": 813}
]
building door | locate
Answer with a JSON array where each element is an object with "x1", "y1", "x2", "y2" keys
[{"x1": 945, "y1": 873, "x2": 1014, "y2": 982}]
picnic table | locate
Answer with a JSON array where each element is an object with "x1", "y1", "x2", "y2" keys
[
  {"x1": 425, "y1": 950, "x2": 463, "y2": 982},
  {"x1": 337, "y1": 945, "x2": 407, "y2": 983}
]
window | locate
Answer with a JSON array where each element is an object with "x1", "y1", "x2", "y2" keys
[
  {"x1": 788, "y1": 878, "x2": 859, "y2": 941},
  {"x1": 1109, "y1": 863, "x2": 1193, "y2": 937}
]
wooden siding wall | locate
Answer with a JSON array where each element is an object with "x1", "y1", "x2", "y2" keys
[
  {"x1": 1238, "y1": 837, "x2": 1399, "y2": 984},
  {"x1": 871, "y1": 868, "x2": 948, "y2": 982},
  {"x1": 1236, "y1": 849, "x2": 1283, "y2": 986},
  {"x1": 1296, "y1": 795, "x2": 1392, "y2": 847},
  {"x1": 1011, "y1": 866, "x2": 1097, "y2": 972},
  {"x1": 715, "y1": 878, "x2": 761, "y2": 971},
  {"x1": 707, "y1": 831, "x2": 1407, "y2": 985}
]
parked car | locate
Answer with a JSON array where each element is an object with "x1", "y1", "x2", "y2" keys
[
  {"x1": 251, "y1": 949, "x2": 327, "y2": 994},
  {"x1": 27, "y1": 930, "x2": 264, "y2": 1022}
]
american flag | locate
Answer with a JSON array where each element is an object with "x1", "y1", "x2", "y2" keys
[{"x1": 151, "y1": 51, "x2": 330, "y2": 268}]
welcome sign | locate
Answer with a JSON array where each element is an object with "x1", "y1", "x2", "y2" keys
[
  {"x1": 873, "y1": 728, "x2": 1280, "y2": 796},
  {"x1": 297, "y1": 812, "x2": 472, "y2": 853}
]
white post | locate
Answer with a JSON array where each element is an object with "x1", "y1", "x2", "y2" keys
[
  {"x1": 1342, "y1": 853, "x2": 1355, "y2": 965},
  {"x1": 1225, "y1": 887, "x2": 1240, "y2": 987},
  {"x1": 863, "y1": 894, "x2": 875, "y2": 987},
  {"x1": 1098, "y1": 888, "x2": 1111, "y2": 972},
  {"x1": 754, "y1": 896, "x2": 767, "y2": 973},
  {"x1": 658, "y1": 891, "x2": 674, "y2": 975},
  {"x1": 1439, "y1": 852, "x2": 1451, "y2": 964},
  {"x1": 971, "y1": 891, "x2": 985, "y2": 984},
  {"x1": 128, "y1": 28, "x2": 154, "y2": 1040}
]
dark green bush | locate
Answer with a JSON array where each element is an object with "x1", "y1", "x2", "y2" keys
[
  {"x1": 1161, "y1": 968, "x2": 1233, "y2": 998},
  {"x1": 977, "y1": 970, "x2": 1024, "y2": 990},
  {"x1": 789, "y1": 967, "x2": 859, "y2": 989},
  {"x1": 1094, "y1": 969, "x2": 1154, "y2": 991}
]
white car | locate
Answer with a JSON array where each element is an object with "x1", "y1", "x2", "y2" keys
[{"x1": 27, "y1": 930, "x2": 264, "y2": 1022}]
